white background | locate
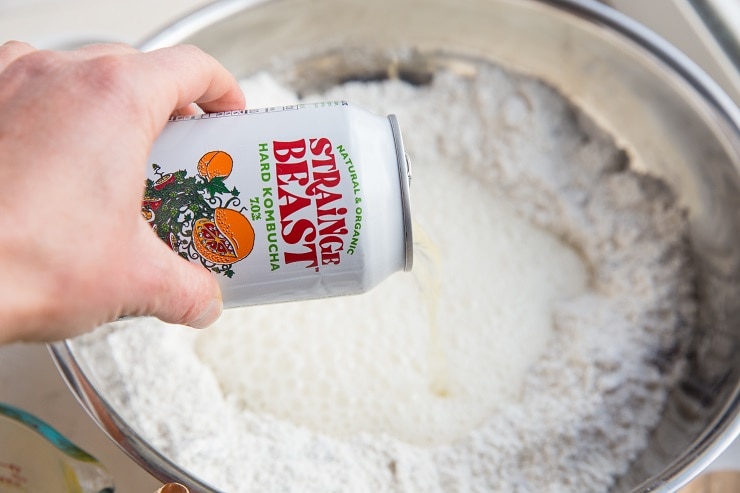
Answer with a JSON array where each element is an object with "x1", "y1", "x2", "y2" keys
[{"x1": 0, "y1": 1, "x2": 737, "y2": 492}]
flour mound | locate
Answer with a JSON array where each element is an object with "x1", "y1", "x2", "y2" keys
[{"x1": 77, "y1": 61, "x2": 694, "y2": 493}]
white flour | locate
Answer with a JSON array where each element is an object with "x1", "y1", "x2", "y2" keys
[{"x1": 76, "y1": 61, "x2": 695, "y2": 492}]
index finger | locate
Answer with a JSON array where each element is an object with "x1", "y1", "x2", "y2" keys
[{"x1": 138, "y1": 45, "x2": 246, "y2": 122}]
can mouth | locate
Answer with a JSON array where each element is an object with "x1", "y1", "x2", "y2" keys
[{"x1": 388, "y1": 114, "x2": 413, "y2": 272}]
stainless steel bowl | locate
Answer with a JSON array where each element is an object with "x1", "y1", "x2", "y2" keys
[{"x1": 51, "y1": 0, "x2": 740, "y2": 492}]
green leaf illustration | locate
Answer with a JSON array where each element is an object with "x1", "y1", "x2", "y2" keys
[
  {"x1": 205, "y1": 176, "x2": 230, "y2": 197},
  {"x1": 143, "y1": 163, "x2": 243, "y2": 279}
]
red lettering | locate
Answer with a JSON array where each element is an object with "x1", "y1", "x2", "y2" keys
[
  {"x1": 309, "y1": 137, "x2": 332, "y2": 157},
  {"x1": 310, "y1": 157, "x2": 337, "y2": 170},
  {"x1": 284, "y1": 243, "x2": 319, "y2": 268},
  {"x1": 273, "y1": 136, "x2": 351, "y2": 270},
  {"x1": 321, "y1": 251, "x2": 341, "y2": 266},
  {"x1": 318, "y1": 217, "x2": 348, "y2": 236},
  {"x1": 307, "y1": 170, "x2": 342, "y2": 196},
  {"x1": 278, "y1": 186, "x2": 311, "y2": 219},
  {"x1": 317, "y1": 206, "x2": 348, "y2": 218},
  {"x1": 312, "y1": 189, "x2": 342, "y2": 209},
  {"x1": 273, "y1": 139, "x2": 306, "y2": 162},
  {"x1": 276, "y1": 161, "x2": 309, "y2": 186},
  {"x1": 281, "y1": 218, "x2": 316, "y2": 245},
  {"x1": 319, "y1": 235, "x2": 343, "y2": 265},
  {"x1": 320, "y1": 235, "x2": 343, "y2": 252}
]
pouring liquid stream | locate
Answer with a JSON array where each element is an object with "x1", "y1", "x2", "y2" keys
[{"x1": 412, "y1": 221, "x2": 450, "y2": 397}]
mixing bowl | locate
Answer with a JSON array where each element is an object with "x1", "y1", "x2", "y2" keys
[{"x1": 51, "y1": 0, "x2": 740, "y2": 491}]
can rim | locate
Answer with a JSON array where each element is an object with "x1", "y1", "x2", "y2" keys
[{"x1": 388, "y1": 114, "x2": 413, "y2": 272}]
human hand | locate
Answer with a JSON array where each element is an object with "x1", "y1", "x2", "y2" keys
[{"x1": 0, "y1": 41, "x2": 245, "y2": 343}]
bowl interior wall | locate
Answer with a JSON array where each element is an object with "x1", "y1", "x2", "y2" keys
[{"x1": 131, "y1": 1, "x2": 740, "y2": 491}]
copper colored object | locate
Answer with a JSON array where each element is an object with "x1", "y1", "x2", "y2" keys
[
  {"x1": 156, "y1": 483, "x2": 189, "y2": 493},
  {"x1": 680, "y1": 471, "x2": 740, "y2": 493}
]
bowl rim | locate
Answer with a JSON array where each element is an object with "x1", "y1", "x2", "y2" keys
[
  {"x1": 138, "y1": 0, "x2": 740, "y2": 138},
  {"x1": 53, "y1": 1, "x2": 740, "y2": 492},
  {"x1": 48, "y1": 341, "x2": 218, "y2": 491}
]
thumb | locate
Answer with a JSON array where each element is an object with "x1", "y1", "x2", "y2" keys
[{"x1": 123, "y1": 224, "x2": 223, "y2": 328}]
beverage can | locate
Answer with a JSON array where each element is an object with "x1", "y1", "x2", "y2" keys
[{"x1": 143, "y1": 101, "x2": 412, "y2": 306}]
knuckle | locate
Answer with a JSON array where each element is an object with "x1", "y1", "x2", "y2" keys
[
  {"x1": 1, "y1": 40, "x2": 35, "y2": 54},
  {"x1": 169, "y1": 43, "x2": 212, "y2": 67},
  {"x1": 83, "y1": 54, "x2": 131, "y2": 89},
  {"x1": 105, "y1": 41, "x2": 139, "y2": 53},
  {"x1": 79, "y1": 55, "x2": 141, "y2": 111},
  {"x1": 175, "y1": 43, "x2": 204, "y2": 57},
  {"x1": 3, "y1": 49, "x2": 60, "y2": 78},
  {"x1": 79, "y1": 41, "x2": 138, "y2": 55}
]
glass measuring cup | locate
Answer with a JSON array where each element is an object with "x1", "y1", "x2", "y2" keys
[{"x1": 0, "y1": 402, "x2": 114, "y2": 493}]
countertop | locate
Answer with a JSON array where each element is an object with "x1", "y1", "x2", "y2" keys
[{"x1": 0, "y1": 1, "x2": 738, "y2": 492}]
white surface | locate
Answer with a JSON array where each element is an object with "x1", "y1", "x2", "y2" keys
[
  {"x1": 0, "y1": 1, "x2": 737, "y2": 491},
  {"x1": 0, "y1": 0, "x2": 211, "y2": 48}
]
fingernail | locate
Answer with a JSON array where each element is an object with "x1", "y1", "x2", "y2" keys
[
  {"x1": 156, "y1": 483, "x2": 189, "y2": 493},
  {"x1": 189, "y1": 296, "x2": 223, "y2": 329}
]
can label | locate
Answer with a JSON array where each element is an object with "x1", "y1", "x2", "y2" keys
[
  {"x1": 143, "y1": 102, "x2": 410, "y2": 305},
  {"x1": 268, "y1": 136, "x2": 354, "y2": 271},
  {"x1": 144, "y1": 152, "x2": 254, "y2": 279}
]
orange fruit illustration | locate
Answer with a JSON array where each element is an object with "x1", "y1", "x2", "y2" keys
[
  {"x1": 197, "y1": 151, "x2": 233, "y2": 181},
  {"x1": 141, "y1": 207, "x2": 154, "y2": 222},
  {"x1": 192, "y1": 208, "x2": 255, "y2": 265},
  {"x1": 153, "y1": 173, "x2": 176, "y2": 190}
]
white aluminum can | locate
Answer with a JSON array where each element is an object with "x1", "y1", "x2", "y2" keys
[{"x1": 143, "y1": 101, "x2": 412, "y2": 306}]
